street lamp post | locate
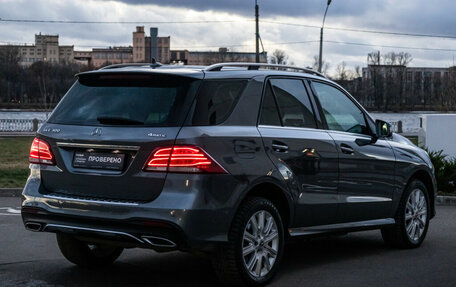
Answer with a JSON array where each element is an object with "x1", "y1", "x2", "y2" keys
[
  {"x1": 255, "y1": 0, "x2": 260, "y2": 63},
  {"x1": 318, "y1": 0, "x2": 332, "y2": 73}
]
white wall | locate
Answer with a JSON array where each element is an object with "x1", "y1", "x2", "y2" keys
[{"x1": 423, "y1": 114, "x2": 456, "y2": 158}]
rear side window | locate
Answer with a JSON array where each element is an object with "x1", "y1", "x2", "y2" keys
[
  {"x1": 191, "y1": 80, "x2": 247, "y2": 126},
  {"x1": 270, "y1": 79, "x2": 317, "y2": 128},
  {"x1": 48, "y1": 74, "x2": 199, "y2": 127},
  {"x1": 259, "y1": 82, "x2": 281, "y2": 126}
]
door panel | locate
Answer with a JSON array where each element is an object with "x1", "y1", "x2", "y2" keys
[
  {"x1": 259, "y1": 126, "x2": 339, "y2": 227},
  {"x1": 311, "y1": 81, "x2": 396, "y2": 223},
  {"x1": 258, "y1": 78, "x2": 339, "y2": 227},
  {"x1": 328, "y1": 132, "x2": 395, "y2": 222}
]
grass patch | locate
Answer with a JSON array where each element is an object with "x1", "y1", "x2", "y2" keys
[{"x1": 0, "y1": 137, "x2": 33, "y2": 188}]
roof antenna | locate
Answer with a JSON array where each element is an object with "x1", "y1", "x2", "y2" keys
[{"x1": 150, "y1": 57, "x2": 162, "y2": 68}]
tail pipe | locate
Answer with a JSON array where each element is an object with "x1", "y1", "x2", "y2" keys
[
  {"x1": 141, "y1": 235, "x2": 177, "y2": 248},
  {"x1": 25, "y1": 222, "x2": 42, "y2": 232}
]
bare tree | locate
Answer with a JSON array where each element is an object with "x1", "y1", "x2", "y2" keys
[
  {"x1": 367, "y1": 51, "x2": 381, "y2": 65},
  {"x1": 0, "y1": 46, "x2": 22, "y2": 103},
  {"x1": 270, "y1": 49, "x2": 288, "y2": 65},
  {"x1": 355, "y1": 66, "x2": 362, "y2": 78},
  {"x1": 312, "y1": 55, "x2": 330, "y2": 76},
  {"x1": 397, "y1": 52, "x2": 413, "y2": 66},
  {"x1": 336, "y1": 62, "x2": 349, "y2": 81}
]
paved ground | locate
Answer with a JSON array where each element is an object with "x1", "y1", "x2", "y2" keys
[{"x1": 1, "y1": 196, "x2": 455, "y2": 287}]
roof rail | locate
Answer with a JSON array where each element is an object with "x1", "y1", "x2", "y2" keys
[
  {"x1": 99, "y1": 62, "x2": 163, "y2": 70},
  {"x1": 205, "y1": 62, "x2": 325, "y2": 78}
]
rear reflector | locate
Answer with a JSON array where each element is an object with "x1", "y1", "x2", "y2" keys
[
  {"x1": 29, "y1": 138, "x2": 55, "y2": 165},
  {"x1": 144, "y1": 145, "x2": 226, "y2": 173}
]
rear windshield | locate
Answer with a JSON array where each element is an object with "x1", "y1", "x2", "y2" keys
[{"x1": 48, "y1": 74, "x2": 199, "y2": 127}]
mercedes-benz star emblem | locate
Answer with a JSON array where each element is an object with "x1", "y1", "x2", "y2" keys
[{"x1": 91, "y1": 127, "x2": 102, "y2": 136}]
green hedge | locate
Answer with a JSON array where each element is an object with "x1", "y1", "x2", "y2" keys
[{"x1": 426, "y1": 149, "x2": 456, "y2": 195}]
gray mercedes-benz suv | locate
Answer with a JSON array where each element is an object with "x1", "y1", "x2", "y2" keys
[{"x1": 22, "y1": 62, "x2": 436, "y2": 286}]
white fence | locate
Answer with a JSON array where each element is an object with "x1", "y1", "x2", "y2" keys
[{"x1": 0, "y1": 119, "x2": 44, "y2": 132}]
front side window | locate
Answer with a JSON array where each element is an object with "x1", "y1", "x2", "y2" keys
[
  {"x1": 312, "y1": 82, "x2": 369, "y2": 135},
  {"x1": 270, "y1": 79, "x2": 317, "y2": 129}
]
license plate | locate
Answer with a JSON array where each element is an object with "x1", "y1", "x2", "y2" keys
[{"x1": 73, "y1": 152, "x2": 125, "y2": 171}]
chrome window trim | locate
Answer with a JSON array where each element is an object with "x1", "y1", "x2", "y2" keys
[{"x1": 258, "y1": 124, "x2": 323, "y2": 132}]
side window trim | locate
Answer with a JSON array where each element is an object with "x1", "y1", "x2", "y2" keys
[
  {"x1": 302, "y1": 79, "x2": 323, "y2": 129},
  {"x1": 257, "y1": 79, "x2": 283, "y2": 127},
  {"x1": 309, "y1": 80, "x2": 374, "y2": 136},
  {"x1": 267, "y1": 80, "x2": 285, "y2": 126},
  {"x1": 308, "y1": 80, "x2": 329, "y2": 130}
]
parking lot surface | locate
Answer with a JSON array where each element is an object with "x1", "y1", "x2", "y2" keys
[{"x1": 1, "y1": 196, "x2": 455, "y2": 287}]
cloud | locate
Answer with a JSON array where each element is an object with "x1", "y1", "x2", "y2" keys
[
  {"x1": 0, "y1": 0, "x2": 455, "y2": 77},
  {"x1": 103, "y1": 0, "x2": 385, "y2": 18}
]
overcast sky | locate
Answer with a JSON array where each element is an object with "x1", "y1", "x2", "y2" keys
[{"x1": 1, "y1": 0, "x2": 455, "y2": 76}]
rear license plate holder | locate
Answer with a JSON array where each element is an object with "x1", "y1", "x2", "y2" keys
[{"x1": 72, "y1": 152, "x2": 125, "y2": 171}]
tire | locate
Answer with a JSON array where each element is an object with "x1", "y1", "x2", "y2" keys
[
  {"x1": 381, "y1": 179, "x2": 430, "y2": 249},
  {"x1": 213, "y1": 197, "x2": 285, "y2": 286},
  {"x1": 56, "y1": 233, "x2": 123, "y2": 268}
]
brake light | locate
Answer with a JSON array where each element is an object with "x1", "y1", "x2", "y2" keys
[
  {"x1": 29, "y1": 138, "x2": 55, "y2": 165},
  {"x1": 144, "y1": 145, "x2": 226, "y2": 173}
]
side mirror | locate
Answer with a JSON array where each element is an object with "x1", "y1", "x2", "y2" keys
[{"x1": 375, "y1": 120, "x2": 393, "y2": 138}]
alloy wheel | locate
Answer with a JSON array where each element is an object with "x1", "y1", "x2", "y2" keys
[
  {"x1": 242, "y1": 210, "x2": 279, "y2": 278},
  {"x1": 405, "y1": 188, "x2": 428, "y2": 242}
]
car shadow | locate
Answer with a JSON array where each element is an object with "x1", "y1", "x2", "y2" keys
[
  {"x1": 46, "y1": 231, "x2": 393, "y2": 287},
  {"x1": 276, "y1": 231, "x2": 393, "y2": 279}
]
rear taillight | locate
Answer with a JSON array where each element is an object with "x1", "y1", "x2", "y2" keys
[
  {"x1": 29, "y1": 138, "x2": 55, "y2": 165},
  {"x1": 144, "y1": 145, "x2": 226, "y2": 173}
]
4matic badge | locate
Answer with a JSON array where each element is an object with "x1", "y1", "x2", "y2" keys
[{"x1": 147, "y1": 132, "x2": 166, "y2": 138}]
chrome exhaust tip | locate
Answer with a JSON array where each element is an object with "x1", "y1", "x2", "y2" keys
[
  {"x1": 25, "y1": 222, "x2": 42, "y2": 232},
  {"x1": 142, "y1": 236, "x2": 177, "y2": 248}
]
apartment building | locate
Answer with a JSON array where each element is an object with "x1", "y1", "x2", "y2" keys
[
  {"x1": 173, "y1": 48, "x2": 267, "y2": 66},
  {"x1": 133, "y1": 26, "x2": 170, "y2": 63},
  {"x1": 91, "y1": 46, "x2": 133, "y2": 68},
  {"x1": 0, "y1": 33, "x2": 74, "y2": 66}
]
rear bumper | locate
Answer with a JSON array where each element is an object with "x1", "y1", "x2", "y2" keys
[{"x1": 21, "y1": 166, "x2": 242, "y2": 251}]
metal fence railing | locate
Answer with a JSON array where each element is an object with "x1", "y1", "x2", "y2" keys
[{"x1": 0, "y1": 119, "x2": 44, "y2": 132}]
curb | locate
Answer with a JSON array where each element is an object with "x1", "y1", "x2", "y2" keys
[
  {"x1": 0, "y1": 133, "x2": 35, "y2": 137},
  {"x1": 436, "y1": 195, "x2": 456, "y2": 206},
  {"x1": 0, "y1": 188, "x2": 23, "y2": 197}
]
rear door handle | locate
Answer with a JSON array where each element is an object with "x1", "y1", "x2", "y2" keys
[
  {"x1": 272, "y1": 143, "x2": 289, "y2": 153},
  {"x1": 340, "y1": 143, "x2": 354, "y2": 154}
]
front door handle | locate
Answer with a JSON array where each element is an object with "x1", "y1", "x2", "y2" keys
[
  {"x1": 340, "y1": 143, "x2": 354, "y2": 154},
  {"x1": 272, "y1": 143, "x2": 289, "y2": 153}
]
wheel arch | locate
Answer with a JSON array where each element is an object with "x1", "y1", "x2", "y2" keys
[
  {"x1": 408, "y1": 169, "x2": 436, "y2": 218},
  {"x1": 233, "y1": 179, "x2": 294, "y2": 233}
]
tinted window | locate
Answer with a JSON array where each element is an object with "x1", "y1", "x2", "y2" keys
[
  {"x1": 259, "y1": 82, "x2": 281, "y2": 126},
  {"x1": 270, "y1": 79, "x2": 317, "y2": 128},
  {"x1": 312, "y1": 82, "x2": 369, "y2": 135},
  {"x1": 48, "y1": 74, "x2": 198, "y2": 127},
  {"x1": 191, "y1": 80, "x2": 247, "y2": 126}
]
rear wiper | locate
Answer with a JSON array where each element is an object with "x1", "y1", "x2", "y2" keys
[{"x1": 97, "y1": 116, "x2": 144, "y2": 125}]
